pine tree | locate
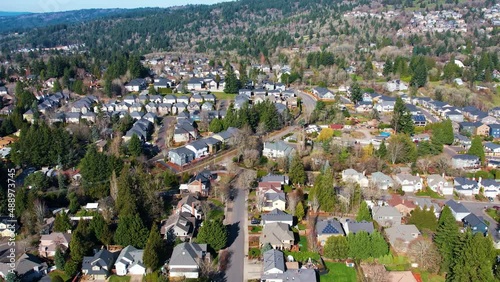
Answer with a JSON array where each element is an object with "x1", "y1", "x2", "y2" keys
[
  {"x1": 377, "y1": 140, "x2": 387, "y2": 159},
  {"x1": 356, "y1": 201, "x2": 372, "y2": 222},
  {"x1": 53, "y1": 212, "x2": 72, "y2": 232},
  {"x1": 224, "y1": 66, "x2": 240, "y2": 94},
  {"x1": 370, "y1": 231, "x2": 389, "y2": 258},
  {"x1": 196, "y1": 219, "x2": 227, "y2": 251},
  {"x1": 347, "y1": 231, "x2": 371, "y2": 259},
  {"x1": 209, "y1": 118, "x2": 224, "y2": 133},
  {"x1": 324, "y1": 236, "x2": 349, "y2": 260},
  {"x1": 391, "y1": 96, "x2": 414, "y2": 135},
  {"x1": 289, "y1": 153, "x2": 307, "y2": 185},
  {"x1": 295, "y1": 201, "x2": 305, "y2": 221},
  {"x1": 128, "y1": 134, "x2": 142, "y2": 157},
  {"x1": 383, "y1": 58, "x2": 393, "y2": 77},
  {"x1": 350, "y1": 81, "x2": 362, "y2": 103},
  {"x1": 468, "y1": 136, "x2": 485, "y2": 163},
  {"x1": 410, "y1": 57, "x2": 428, "y2": 88},
  {"x1": 54, "y1": 247, "x2": 66, "y2": 270},
  {"x1": 434, "y1": 206, "x2": 459, "y2": 273},
  {"x1": 144, "y1": 224, "x2": 164, "y2": 271},
  {"x1": 69, "y1": 220, "x2": 94, "y2": 263},
  {"x1": 114, "y1": 214, "x2": 149, "y2": 248},
  {"x1": 89, "y1": 214, "x2": 113, "y2": 246}
]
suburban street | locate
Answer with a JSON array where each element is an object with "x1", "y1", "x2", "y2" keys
[
  {"x1": 223, "y1": 185, "x2": 246, "y2": 282},
  {"x1": 295, "y1": 89, "x2": 317, "y2": 120},
  {"x1": 417, "y1": 105, "x2": 439, "y2": 123}
]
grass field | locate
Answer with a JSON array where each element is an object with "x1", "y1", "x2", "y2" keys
[
  {"x1": 210, "y1": 91, "x2": 238, "y2": 100},
  {"x1": 322, "y1": 262, "x2": 357, "y2": 282},
  {"x1": 299, "y1": 235, "x2": 308, "y2": 251},
  {"x1": 108, "y1": 275, "x2": 131, "y2": 282},
  {"x1": 48, "y1": 270, "x2": 71, "y2": 282},
  {"x1": 486, "y1": 208, "x2": 500, "y2": 222},
  {"x1": 415, "y1": 188, "x2": 444, "y2": 199}
]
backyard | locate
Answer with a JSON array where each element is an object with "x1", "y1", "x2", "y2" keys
[{"x1": 321, "y1": 262, "x2": 357, "y2": 282}]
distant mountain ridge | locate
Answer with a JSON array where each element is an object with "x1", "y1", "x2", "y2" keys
[{"x1": 0, "y1": 11, "x2": 32, "y2": 17}]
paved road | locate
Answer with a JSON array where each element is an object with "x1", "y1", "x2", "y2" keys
[
  {"x1": 224, "y1": 186, "x2": 246, "y2": 282},
  {"x1": 417, "y1": 106, "x2": 439, "y2": 123},
  {"x1": 295, "y1": 89, "x2": 317, "y2": 121}
]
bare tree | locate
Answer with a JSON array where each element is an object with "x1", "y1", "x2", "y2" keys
[
  {"x1": 256, "y1": 193, "x2": 266, "y2": 212},
  {"x1": 387, "y1": 138, "x2": 405, "y2": 164},
  {"x1": 362, "y1": 182, "x2": 382, "y2": 202},
  {"x1": 243, "y1": 149, "x2": 260, "y2": 168},
  {"x1": 236, "y1": 170, "x2": 256, "y2": 190},
  {"x1": 256, "y1": 121, "x2": 267, "y2": 136},
  {"x1": 287, "y1": 192, "x2": 300, "y2": 215},
  {"x1": 110, "y1": 133, "x2": 122, "y2": 157},
  {"x1": 417, "y1": 158, "x2": 432, "y2": 173},
  {"x1": 310, "y1": 193, "x2": 320, "y2": 214},
  {"x1": 307, "y1": 216, "x2": 319, "y2": 252},
  {"x1": 200, "y1": 201, "x2": 212, "y2": 221},
  {"x1": 408, "y1": 238, "x2": 441, "y2": 273},
  {"x1": 110, "y1": 170, "x2": 118, "y2": 203},
  {"x1": 164, "y1": 122, "x2": 175, "y2": 148},
  {"x1": 98, "y1": 196, "x2": 115, "y2": 222},
  {"x1": 215, "y1": 182, "x2": 231, "y2": 202}
]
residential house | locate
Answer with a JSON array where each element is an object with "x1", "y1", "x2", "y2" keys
[
  {"x1": 262, "y1": 141, "x2": 296, "y2": 159},
  {"x1": 372, "y1": 206, "x2": 402, "y2": 227},
  {"x1": 173, "y1": 102, "x2": 187, "y2": 114},
  {"x1": 427, "y1": 174, "x2": 454, "y2": 195},
  {"x1": 175, "y1": 195, "x2": 202, "y2": 219},
  {"x1": 260, "y1": 222, "x2": 295, "y2": 250},
  {"x1": 114, "y1": 246, "x2": 146, "y2": 276},
  {"x1": 451, "y1": 154, "x2": 481, "y2": 170},
  {"x1": 393, "y1": 173, "x2": 423, "y2": 193},
  {"x1": 163, "y1": 95, "x2": 177, "y2": 104},
  {"x1": 201, "y1": 102, "x2": 214, "y2": 111},
  {"x1": 0, "y1": 253, "x2": 46, "y2": 282},
  {"x1": 478, "y1": 178, "x2": 500, "y2": 198},
  {"x1": 458, "y1": 122, "x2": 481, "y2": 135},
  {"x1": 202, "y1": 93, "x2": 216, "y2": 103},
  {"x1": 168, "y1": 243, "x2": 209, "y2": 279},
  {"x1": 316, "y1": 219, "x2": 345, "y2": 246},
  {"x1": 370, "y1": 172, "x2": 394, "y2": 190},
  {"x1": 413, "y1": 198, "x2": 441, "y2": 218},
  {"x1": 445, "y1": 110, "x2": 464, "y2": 122},
  {"x1": 341, "y1": 169, "x2": 369, "y2": 188},
  {"x1": 125, "y1": 78, "x2": 146, "y2": 92},
  {"x1": 185, "y1": 140, "x2": 209, "y2": 159},
  {"x1": 213, "y1": 127, "x2": 239, "y2": 144},
  {"x1": 262, "y1": 249, "x2": 285, "y2": 275},
  {"x1": 454, "y1": 177, "x2": 479, "y2": 196},
  {"x1": 260, "y1": 250, "x2": 317, "y2": 282},
  {"x1": 477, "y1": 124, "x2": 491, "y2": 136},
  {"x1": 490, "y1": 124, "x2": 500, "y2": 138},
  {"x1": 82, "y1": 249, "x2": 116, "y2": 280},
  {"x1": 154, "y1": 78, "x2": 172, "y2": 90},
  {"x1": 160, "y1": 212, "x2": 195, "y2": 242},
  {"x1": 312, "y1": 87, "x2": 335, "y2": 99},
  {"x1": 261, "y1": 209, "x2": 293, "y2": 226},
  {"x1": 177, "y1": 96, "x2": 190, "y2": 104},
  {"x1": 65, "y1": 112, "x2": 81, "y2": 124},
  {"x1": 157, "y1": 103, "x2": 172, "y2": 115},
  {"x1": 484, "y1": 142, "x2": 500, "y2": 157},
  {"x1": 187, "y1": 101, "x2": 201, "y2": 112},
  {"x1": 445, "y1": 200, "x2": 471, "y2": 221},
  {"x1": 261, "y1": 174, "x2": 290, "y2": 186},
  {"x1": 22, "y1": 109, "x2": 35, "y2": 123},
  {"x1": 168, "y1": 147, "x2": 196, "y2": 166},
  {"x1": 462, "y1": 213, "x2": 488, "y2": 235},
  {"x1": 187, "y1": 78, "x2": 205, "y2": 90},
  {"x1": 388, "y1": 195, "x2": 416, "y2": 216},
  {"x1": 454, "y1": 133, "x2": 471, "y2": 149},
  {"x1": 262, "y1": 192, "x2": 286, "y2": 212},
  {"x1": 239, "y1": 89, "x2": 252, "y2": 97},
  {"x1": 481, "y1": 116, "x2": 498, "y2": 125},
  {"x1": 257, "y1": 182, "x2": 283, "y2": 196},
  {"x1": 145, "y1": 102, "x2": 158, "y2": 113},
  {"x1": 0, "y1": 217, "x2": 16, "y2": 237},
  {"x1": 341, "y1": 219, "x2": 374, "y2": 235},
  {"x1": 412, "y1": 115, "x2": 427, "y2": 127},
  {"x1": 385, "y1": 80, "x2": 408, "y2": 92},
  {"x1": 375, "y1": 96, "x2": 397, "y2": 112},
  {"x1": 179, "y1": 170, "x2": 213, "y2": 196},
  {"x1": 38, "y1": 232, "x2": 72, "y2": 257},
  {"x1": 385, "y1": 225, "x2": 420, "y2": 253},
  {"x1": 203, "y1": 137, "x2": 221, "y2": 154}
]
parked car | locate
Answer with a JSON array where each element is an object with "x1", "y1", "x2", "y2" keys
[{"x1": 250, "y1": 218, "x2": 260, "y2": 224}]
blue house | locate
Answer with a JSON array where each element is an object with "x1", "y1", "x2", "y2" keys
[
  {"x1": 462, "y1": 213, "x2": 488, "y2": 235},
  {"x1": 168, "y1": 147, "x2": 195, "y2": 166},
  {"x1": 489, "y1": 124, "x2": 500, "y2": 138},
  {"x1": 412, "y1": 115, "x2": 427, "y2": 126}
]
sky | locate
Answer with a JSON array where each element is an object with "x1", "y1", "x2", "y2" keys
[{"x1": 2, "y1": 0, "x2": 232, "y2": 13}]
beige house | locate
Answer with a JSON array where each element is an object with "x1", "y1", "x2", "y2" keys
[
  {"x1": 38, "y1": 232, "x2": 72, "y2": 257},
  {"x1": 260, "y1": 222, "x2": 295, "y2": 250},
  {"x1": 477, "y1": 124, "x2": 490, "y2": 136}
]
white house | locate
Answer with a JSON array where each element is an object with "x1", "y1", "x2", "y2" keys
[
  {"x1": 393, "y1": 173, "x2": 423, "y2": 193},
  {"x1": 341, "y1": 169, "x2": 369, "y2": 188},
  {"x1": 114, "y1": 246, "x2": 146, "y2": 276},
  {"x1": 169, "y1": 243, "x2": 209, "y2": 279},
  {"x1": 427, "y1": 174, "x2": 454, "y2": 195},
  {"x1": 185, "y1": 140, "x2": 209, "y2": 159},
  {"x1": 445, "y1": 200, "x2": 471, "y2": 221},
  {"x1": 262, "y1": 141, "x2": 295, "y2": 159}
]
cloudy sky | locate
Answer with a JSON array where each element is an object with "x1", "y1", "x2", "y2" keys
[{"x1": 3, "y1": 0, "x2": 233, "y2": 13}]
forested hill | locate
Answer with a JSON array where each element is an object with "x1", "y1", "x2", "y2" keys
[{"x1": 0, "y1": 0, "x2": 364, "y2": 59}]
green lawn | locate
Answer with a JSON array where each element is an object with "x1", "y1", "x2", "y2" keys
[
  {"x1": 209, "y1": 198, "x2": 224, "y2": 208},
  {"x1": 48, "y1": 270, "x2": 71, "y2": 282},
  {"x1": 108, "y1": 275, "x2": 131, "y2": 282},
  {"x1": 210, "y1": 91, "x2": 238, "y2": 100},
  {"x1": 322, "y1": 262, "x2": 357, "y2": 282},
  {"x1": 415, "y1": 188, "x2": 444, "y2": 199},
  {"x1": 284, "y1": 185, "x2": 293, "y2": 193},
  {"x1": 299, "y1": 235, "x2": 308, "y2": 251},
  {"x1": 250, "y1": 226, "x2": 263, "y2": 233},
  {"x1": 486, "y1": 208, "x2": 500, "y2": 222}
]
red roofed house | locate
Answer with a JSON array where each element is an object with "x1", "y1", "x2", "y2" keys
[{"x1": 388, "y1": 195, "x2": 416, "y2": 216}]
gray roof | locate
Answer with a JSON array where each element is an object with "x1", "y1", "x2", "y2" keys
[
  {"x1": 82, "y1": 249, "x2": 115, "y2": 275},
  {"x1": 264, "y1": 141, "x2": 295, "y2": 155},
  {"x1": 463, "y1": 213, "x2": 487, "y2": 228},
  {"x1": 127, "y1": 78, "x2": 145, "y2": 87},
  {"x1": 170, "y1": 147, "x2": 195, "y2": 158},
  {"x1": 262, "y1": 209, "x2": 293, "y2": 223},
  {"x1": 445, "y1": 200, "x2": 470, "y2": 214},
  {"x1": 385, "y1": 224, "x2": 420, "y2": 244},
  {"x1": 203, "y1": 137, "x2": 221, "y2": 146},
  {"x1": 188, "y1": 139, "x2": 208, "y2": 150},
  {"x1": 372, "y1": 206, "x2": 401, "y2": 218},
  {"x1": 261, "y1": 174, "x2": 289, "y2": 184},
  {"x1": 260, "y1": 222, "x2": 294, "y2": 246},
  {"x1": 316, "y1": 219, "x2": 345, "y2": 236},
  {"x1": 169, "y1": 243, "x2": 207, "y2": 267},
  {"x1": 345, "y1": 220, "x2": 374, "y2": 234},
  {"x1": 263, "y1": 249, "x2": 285, "y2": 274},
  {"x1": 452, "y1": 154, "x2": 480, "y2": 161},
  {"x1": 115, "y1": 245, "x2": 144, "y2": 270}
]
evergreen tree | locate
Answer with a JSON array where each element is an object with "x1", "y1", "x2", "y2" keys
[
  {"x1": 54, "y1": 247, "x2": 66, "y2": 270},
  {"x1": 350, "y1": 81, "x2": 362, "y2": 103},
  {"x1": 356, "y1": 201, "x2": 372, "y2": 222},
  {"x1": 116, "y1": 166, "x2": 138, "y2": 217},
  {"x1": 261, "y1": 243, "x2": 273, "y2": 254},
  {"x1": 377, "y1": 140, "x2": 387, "y2": 159},
  {"x1": 51, "y1": 275, "x2": 64, "y2": 282},
  {"x1": 434, "y1": 206, "x2": 459, "y2": 273},
  {"x1": 209, "y1": 118, "x2": 224, "y2": 133},
  {"x1": 104, "y1": 78, "x2": 112, "y2": 97},
  {"x1": 289, "y1": 153, "x2": 307, "y2": 185},
  {"x1": 5, "y1": 272, "x2": 20, "y2": 282},
  {"x1": 324, "y1": 236, "x2": 349, "y2": 260},
  {"x1": 410, "y1": 57, "x2": 428, "y2": 88},
  {"x1": 224, "y1": 66, "x2": 240, "y2": 94},
  {"x1": 468, "y1": 136, "x2": 485, "y2": 164},
  {"x1": 52, "y1": 79, "x2": 62, "y2": 92},
  {"x1": 295, "y1": 201, "x2": 305, "y2": 221},
  {"x1": 114, "y1": 214, "x2": 149, "y2": 248},
  {"x1": 347, "y1": 231, "x2": 371, "y2": 259},
  {"x1": 53, "y1": 212, "x2": 72, "y2": 232},
  {"x1": 433, "y1": 120, "x2": 454, "y2": 145},
  {"x1": 64, "y1": 258, "x2": 79, "y2": 277},
  {"x1": 370, "y1": 231, "x2": 389, "y2": 258},
  {"x1": 196, "y1": 219, "x2": 227, "y2": 251},
  {"x1": 309, "y1": 168, "x2": 336, "y2": 212},
  {"x1": 89, "y1": 214, "x2": 113, "y2": 245},
  {"x1": 128, "y1": 134, "x2": 142, "y2": 157},
  {"x1": 408, "y1": 206, "x2": 438, "y2": 231},
  {"x1": 144, "y1": 224, "x2": 164, "y2": 271},
  {"x1": 69, "y1": 220, "x2": 94, "y2": 263},
  {"x1": 67, "y1": 192, "x2": 79, "y2": 214},
  {"x1": 391, "y1": 96, "x2": 414, "y2": 135},
  {"x1": 383, "y1": 58, "x2": 393, "y2": 77}
]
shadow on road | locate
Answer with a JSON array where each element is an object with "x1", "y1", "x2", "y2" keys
[{"x1": 225, "y1": 221, "x2": 240, "y2": 248}]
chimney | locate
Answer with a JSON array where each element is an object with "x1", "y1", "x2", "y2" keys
[{"x1": 478, "y1": 176, "x2": 482, "y2": 183}]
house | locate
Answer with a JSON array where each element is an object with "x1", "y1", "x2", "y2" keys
[
  {"x1": 175, "y1": 195, "x2": 202, "y2": 219},
  {"x1": 355, "y1": 101, "x2": 373, "y2": 112},
  {"x1": 412, "y1": 115, "x2": 427, "y2": 127},
  {"x1": 427, "y1": 174, "x2": 454, "y2": 195},
  {"x1": 163, "y1": 94, "x2": 177, "y2": 104},
  {"x1": 477, "y1": 124, "x2": 491, "y2": 136},
  {"x1": 261, "y1": 209, "x2": 293, "y2": 226},
  {"x1": 312, "y1": 87, "x2": 335, "y2": 99},
  {"x1": 160, "y1": 212, "x2": 195, "y2": 242},
  {"x1": 445, "y1": 200, "x2": 471, "y2": 221},
  {"x1": 260, "y1": 222, "x2": 295, "y2": 250},
  {"x1": 201, "y1": 102, "x2": 214, "y2": 111},
  {"x1": 82, "y1": 249, "x2": 115, "y2": 280},
  {"x1": 393, "y1": 173, "x2": 423, "y2": 193},
  {"x1": 38, "y1": 232, "x2": 72, "y2": 257},
  {"x1": 459, "y1": 122, "x2": 481, "y2": 135},
  {"x1": 385, "y1": 80, "x2": 408, "y2": 92},
  {"x1": 413, "y1": 198, "x2": 441, "y2": 218},
  {"x1": 203, "y1": 137, "x2": 221, "y2": 154},
  {"x1": 202, "y1": 93, "x2": 216, "y2": 103},
  {"x1": 168, "y1": 147, "x2": 195, "y2": 166},
  {"x1": 262, "y1": 249, "x2": 285, "y2": 275},
  {"x1": 490, "y1": 124, "x2": 500, "y2": 138},
  {"x1": 478, "y1": 178, "x2": 500, "y2": 198},
  {"x1": 0, "y1": 253, "x2": 46, "y2": 282},
  {"x1": 375, "y1": 96, "x2": 397, "y2": 112},
  {"x1": 341, "y1": 169, "x2": 369, "y2": 188},
  {"x1": 187, "y1": 78, "x2": 205, "y2": 90},
  {"x1": 125, "y1": 79, "x2": 146, "y2": 92},
  {"x1": 454, "y1": 133, "x2": 471, "y2": 148},
  {"x1": 168, "y1": 243, "x2": 209, "y2": 279},
  {"x1": 262, "y1": 141, "x2": 296, "y2": 159},
  {"x1": 65, "y1": 112, "x2": 81, "y2": 124},
  {"x1": 257, "y1": 182, "x2": 283, "y2": 196},
  {"x1": 213, "y1": 127, "x2": 239, "y2": 144},
  {"x1": 372, "y1": 206, "x2": 402, "y2": 227},
  {"x1": 262, "y1": 192, "x2": 286, "y2": 212},
  {"x1": 484, "y1": 142, "x2": 500, "y2": 156},
  {"x1": 341, "y1": 220, "x2": 374, "y2": 235},
  {"x1": 451, "y1": 154, "x2": 481, "y2": 169},
  {"x1": 384, "y1": 224, "x2": 420, "y2": 253},
  {"x1": 179, "y1": 170, "x2": 213, "y2": 196},
  {"x1": 454, "y1": 177, "x2": 479, "y2": 196},
  {"x1": 261, "y1": 249, "x2": 317, "y2": 282},
  {"x1": 114, "y1": 246, "x2": 146, "y2": 276},
  {"x1": 261, "y1": 174, "x2": 290, "y2": 186},
  {"x1": 154, "y1": 78, "x2": 172, "y2": 90},
  {"x1": 370, "y1": 172, "x2": 394, "y2": 190},
  {"x1": 388, "y1": 195, "x2": 416, "y2": 216},
  {"x1": 316, "y1": 219, "x2": 345, "y2": 246},
  {"x1": 445, "y1": 110, "x2": 464, "y2": 122},
  {"x1": 462, "y1": 213, "x2": 488, "y2": 235},
  {"x1": 185, "y1": 140, "x2": 209, "y2": 159}
]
